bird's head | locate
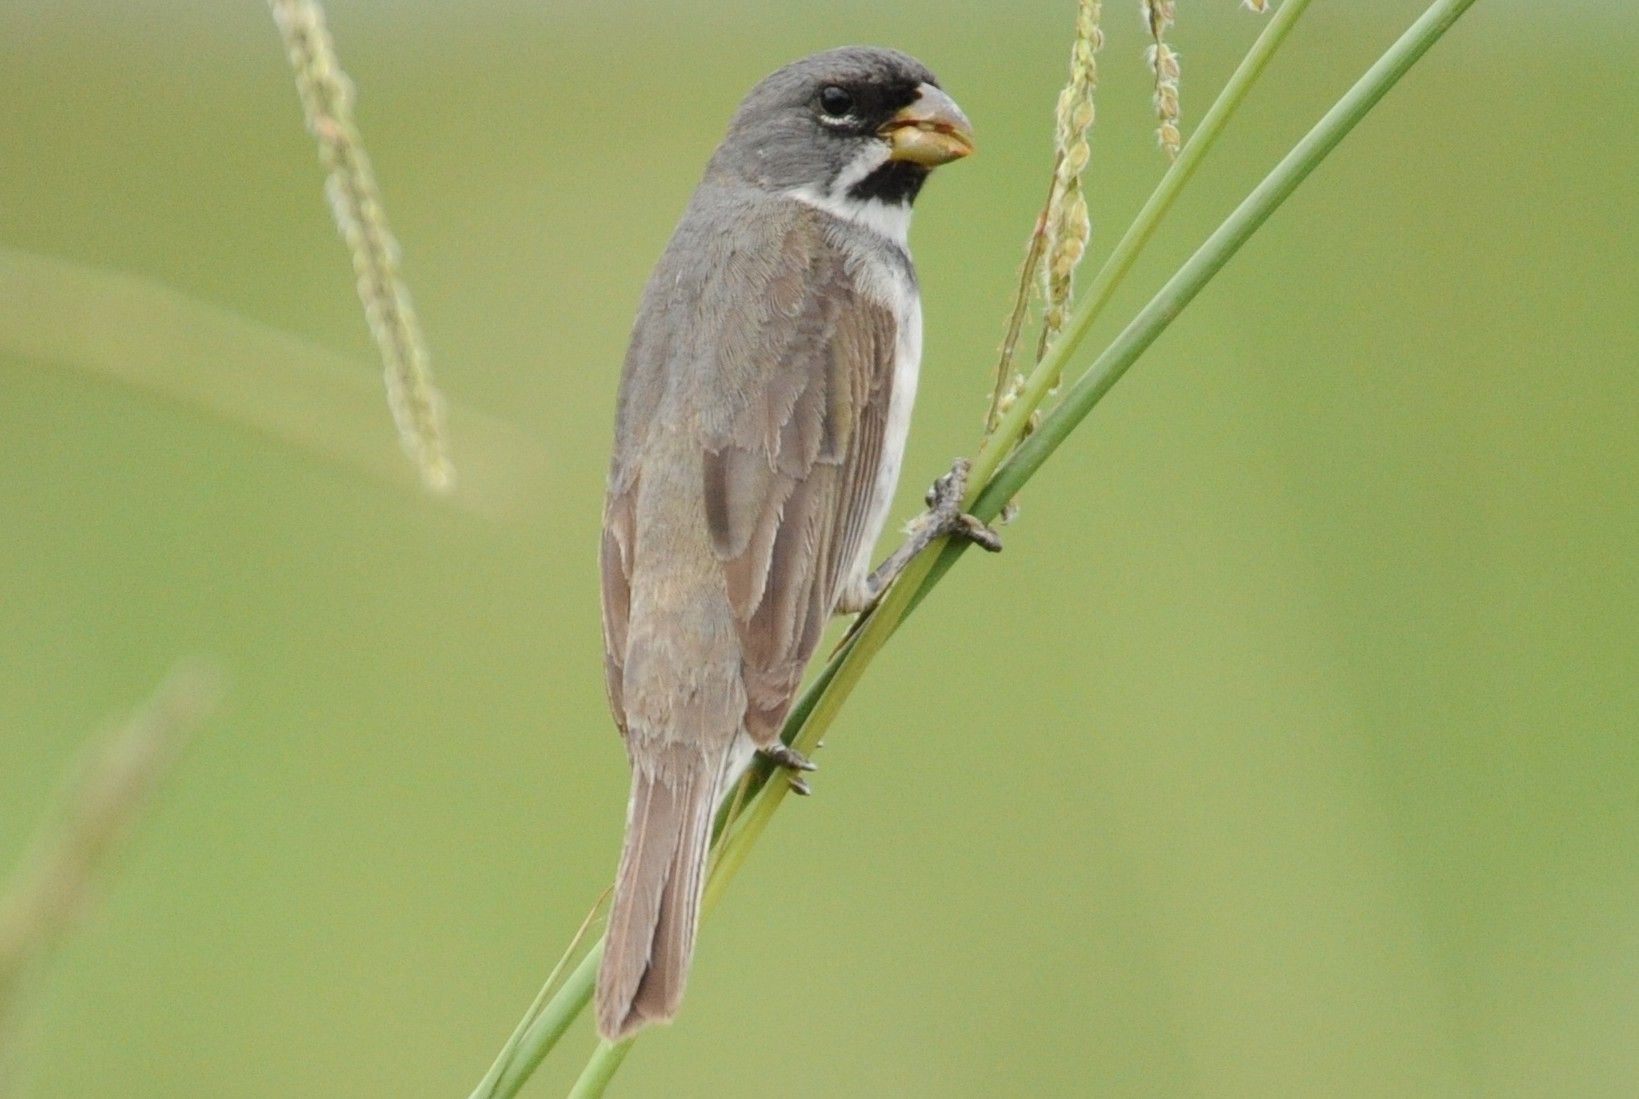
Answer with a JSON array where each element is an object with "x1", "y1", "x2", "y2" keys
[{"x1": 710, "y1": 46, "x2": 973, "y2": 214}]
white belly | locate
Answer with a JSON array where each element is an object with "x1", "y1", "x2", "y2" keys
[
  {"x1": 848, "y1": 282, "x2": 921, "y2": 589},
  {"x1": 782, "y1": 177, "x2": 924, "y2": 597}
]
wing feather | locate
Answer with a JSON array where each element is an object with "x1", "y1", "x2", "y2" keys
[
  {"x1": 701, "y1": 215, "x2": 898, "y2": 743},
  {"x1": 603, "y1": 191, "x2": 900, "y2": 747}
]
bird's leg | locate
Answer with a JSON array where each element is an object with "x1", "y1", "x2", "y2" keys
[{"x1": 835, "y1": 458, "x2": 1002, "y2": 616}]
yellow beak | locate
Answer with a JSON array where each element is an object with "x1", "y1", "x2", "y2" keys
[{"x1": 879, "y1": 83, "x2": 975, "y2": 167}]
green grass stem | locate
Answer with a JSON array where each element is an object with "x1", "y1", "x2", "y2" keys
[{"x1": 566, "y1": 1040, "x2": 634, "y2": 1099}]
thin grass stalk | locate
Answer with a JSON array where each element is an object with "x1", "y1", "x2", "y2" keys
[
  {"x1": 984, "y1": 158, "x2": 1060, "y2": 433},
  {"x1": 469, "y1": 892, "x2": 609, "y2": 1099},
  {"x1": 482, "y1": 0, "x2": 1482, "y2": 1092},
  {"x1": 475, "y1": 945, "x2": 602, "y2": 1099}
]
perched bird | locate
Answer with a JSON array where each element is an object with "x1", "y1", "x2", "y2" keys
[{"x1": 596, "y1": 46, "x2": 995, "y2": 1041}]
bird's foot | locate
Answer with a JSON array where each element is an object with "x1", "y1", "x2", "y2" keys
[
  {"x1": 922, "y1": 458, "x2": 1003, "y2": 553},
  {"x1": 832, "y1": 458, "x2": 1002, "y2": 625},
  {"x1": 759, "y1": 742, "x2": 816, "y2": 772},
  {"x1": 757, "y1": 742, "x2": 817, "y2": 796}
]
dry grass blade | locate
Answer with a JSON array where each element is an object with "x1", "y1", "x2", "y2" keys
[
  {"x1": 0, "y1": 249, "x2": 544, "y2": 522},
  {"x1": 983, "y1": 159, "x2": 1059, "y2": 435},
  {"x1": 268, "y1": 0, "x2": 454, "y2": 491}
]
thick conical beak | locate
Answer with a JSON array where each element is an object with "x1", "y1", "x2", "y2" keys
[{"x1": 879, "y1": 83, "x2": 974, "y2": 167}]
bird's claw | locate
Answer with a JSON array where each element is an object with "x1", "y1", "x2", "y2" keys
[
  {"x1": 761, "y1": 742, "x2": 816, "y2": 796},
  {"x1": 925, "y1": 458, "x2": 1002, "y2": 553},
  {"x1": 759, "y1": 743, "x2": 818, "y2": 773}
]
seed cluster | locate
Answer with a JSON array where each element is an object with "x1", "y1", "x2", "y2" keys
[
  {"x1": 1143, "y1": 1, "x2": 1182, "y2": 159},
  {"x1": 269, "y1": 0, "x2": 454, "y2": 491},
  {"x1": 1042, "y1": 0, "x2": 1104, "y2": 354}
]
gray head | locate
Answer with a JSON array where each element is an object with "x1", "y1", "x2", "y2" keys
[{"x1": 707, "y1": 46, "x2": 973, "y2": 211}]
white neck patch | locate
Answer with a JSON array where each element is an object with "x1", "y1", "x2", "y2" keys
[{"x1": 785, "y1": 143, "x2": 912, "y2": 248}]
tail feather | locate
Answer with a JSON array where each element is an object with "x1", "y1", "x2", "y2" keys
[{"x1": 595, "y1": 762, "x2": 718, "y2": 1041}]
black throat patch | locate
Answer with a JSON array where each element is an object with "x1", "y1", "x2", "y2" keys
[{"x1": 846, "y1": 160, "x2": 929, "y2": 206}]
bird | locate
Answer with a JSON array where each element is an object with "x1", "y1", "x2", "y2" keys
[{"x1": 595, "y1": 45, "x2": 996, "y2": 1042}]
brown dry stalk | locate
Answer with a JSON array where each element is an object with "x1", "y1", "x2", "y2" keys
[{"x1": 984, "y1": 158, "x2": 1061, "y2": 434}]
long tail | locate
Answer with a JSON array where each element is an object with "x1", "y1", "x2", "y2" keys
[{"x1": 595, "y1": 760, "x2": 719, "y2": 1041}]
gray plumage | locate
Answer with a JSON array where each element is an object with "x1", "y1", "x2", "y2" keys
[{"x1": 596, "y1": 46, "x2": 970, "y2": 1041}]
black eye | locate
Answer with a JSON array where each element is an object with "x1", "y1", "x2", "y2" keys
[{"x1": 818, "y1": 85, "x2": 854, "y2": 117}]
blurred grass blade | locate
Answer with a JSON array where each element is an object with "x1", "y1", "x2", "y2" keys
[
  {"x1": 0, "y1": 662, "x2": 226, "y2": 1073},
  {"x1": 0, "y1": 248, "x2": 544, "y2": 521},
  {"x1": 477, "y1": 0, "x2": 1481, "y2": 1093}
]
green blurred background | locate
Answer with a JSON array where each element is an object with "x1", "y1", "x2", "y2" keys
[{"x1": 2, "y1": 1, "x2": 1634, "y2": 1095}]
